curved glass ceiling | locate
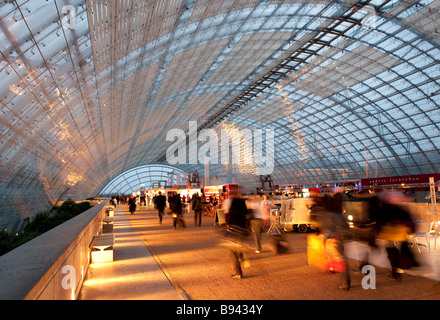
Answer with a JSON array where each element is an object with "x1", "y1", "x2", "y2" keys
[
  {"x1": 99, "y1": 164, "x2": 188, "y2": 195},
  {"x1": 1, "y1": 0, "x2": 439, "y2": 231}
]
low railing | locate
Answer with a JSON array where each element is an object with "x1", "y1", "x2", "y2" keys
[{"x1": 0, "y1": 200, "x2": 108, "y2": 300}]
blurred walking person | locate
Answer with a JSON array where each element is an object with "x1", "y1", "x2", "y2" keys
[
  {"x1": 154, "y1": 192, "x2": 166, "y2": 224},
  {"x1": 223, "y1": 190, "x2": 250, "y2": 279},
  {"x1": 351, "y1": 193, "x2": 382, "y2": 273},
  {"x1": 247, "y1": 196, "x2": 264, "y2": 253},
  {"x1": 140, "y1": 191, "x2": 146, "y2": 206},
  {"x1": 128, "y1": 195, "x2": 137, "y2": 215},
  {"x1": 192, "y1": 192, "x2": 203, "y2": 227},
  {"x1": 170, "y1": 194, "x2": 185, "y2": 230},
  {"x1": 146, "y1": 195, "x2": 150, "y2": 209},
  {"x1": 375, "y1": 191, "x2": 418, "y2": 281},
  {"x1": 261, "y1": 194, "x2": 271, "y2": 228},
  {"x1": 320, "y1": 194, "x2": 351, "y2": 290}
]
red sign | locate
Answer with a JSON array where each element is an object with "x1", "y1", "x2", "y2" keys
[{"x1": 361, "y1": 173, "x2": 440, "y2": 186}]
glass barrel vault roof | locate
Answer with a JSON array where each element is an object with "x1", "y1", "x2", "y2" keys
[
  {"x1": 0, "y1": 0, "x2": 439, "y2": 229},
  {"x1": 100, "y1": 164, "x2": 188, "y2": 196}
]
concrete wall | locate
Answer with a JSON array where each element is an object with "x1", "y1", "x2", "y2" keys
[{"x1": 0, "y1": 200, "x2": 108, "y2": 300}]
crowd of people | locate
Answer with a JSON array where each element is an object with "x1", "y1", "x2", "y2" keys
[
  {"x1": 307, "y1": 189, "x2": 421, "y2": 290},
  {"x1": 353, "y1": 191, "x2": 419, "y2": 282},
  {"x1": 222, "y1": 188, "x2": 423, "y2": 286},
  {"x1": 108, "y1": 187, "x2": 424, "y2": 288},
  {"x1": 110, "y1": 191, "x2": 220, "y2": 229}
]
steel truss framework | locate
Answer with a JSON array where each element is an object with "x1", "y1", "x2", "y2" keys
[
  {"x1": 99, "y1": 164, "x2": 188, "y2": 196},
  {"x1": 0, "y1": 0, "x2": 439, "y2": 230}
]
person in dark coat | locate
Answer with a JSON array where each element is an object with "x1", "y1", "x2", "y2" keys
[
  {"x1": 128, "y1": 195, "x2": 136, "y2": 215},
  {"x1": 375, "y1": 191, "x2": 417, "y2": 282},
  {"x1": 154, "y1": 192, "x2": 166, "y2": 224},
  {"x1": 224, "y1": 191, "x2": 250, "y2": 279},
  {"x1": 192, "y1": 192, "x2": 203, "y2": 226},
  {"x1": 170, "y1": 194, "x2": 185, "y2": 230}
]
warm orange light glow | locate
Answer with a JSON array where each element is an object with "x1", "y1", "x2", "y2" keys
[{"x1": 9, "y1": 84, "x2": 25, "y2": 95}]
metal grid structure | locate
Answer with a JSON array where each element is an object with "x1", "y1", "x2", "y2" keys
[
  {"x1": 0, "y1": 0, "x2": 439, "y2": 231},
  {"x1": 99, "y1": 164, "x2": 188, "y2": 196}
]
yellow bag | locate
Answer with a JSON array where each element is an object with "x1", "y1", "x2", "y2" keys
[
  {"x1": 377, "y1": 224, "x2": 410, "y2": 242},
  {"x1": 307, "y1": 234, "x2": 327, "y2": 270}
]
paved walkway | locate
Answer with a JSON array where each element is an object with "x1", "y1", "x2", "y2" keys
[
  {"x1": 345, "y1": 238, "x2": 440, "y2": 282},
  {"x1": 79, "y1": 205, "x2": 440, "y2": 300},
  {"x1": 78, "y1": 206, "x2": 186, "y2": 300}
]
